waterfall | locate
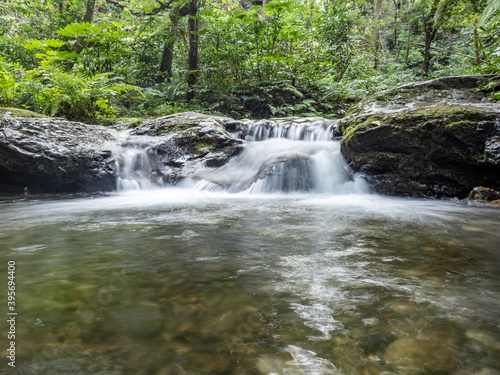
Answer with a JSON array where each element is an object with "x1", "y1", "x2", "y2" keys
[
  {"x1": 242, "y1": 118, "x2": 338, "y2": 142},
  {"x1": 113, "y1": 118, "x2": 369, "y2": 195},
  {"x1": 192, "y1": 118, "x2": 369, "y2": 195},
  {"x1": 112, "y1": 133, "x2": 163, "y2": 191}
]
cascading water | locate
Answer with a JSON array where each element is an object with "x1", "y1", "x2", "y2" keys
[
  {"x1": 112, "y1": 133, "x2": 163, "y2": 190},
  {"x1": 191, "y1": 118, "x2": 370, "y2": 195},
  {"x1": 112, "y1": 117, "x2": 368, "y2": 195}
]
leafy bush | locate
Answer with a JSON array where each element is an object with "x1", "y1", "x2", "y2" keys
[{"x1": 19, "y1": 67, "x2": 141, "y2": 122}]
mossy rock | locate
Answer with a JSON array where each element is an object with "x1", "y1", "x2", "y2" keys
[
  {"x1": 0, "y1": 107, "x2": 48, "y2": 118},
  {"x1": 340, "y1": 103, "x2": 500, "y2": 198},
  {"x1": 344, "y1": 74, "x2": 497, "y2": 120},
  {"x1": 341, "y1": 105, "x2": 498, "y2": 146}
]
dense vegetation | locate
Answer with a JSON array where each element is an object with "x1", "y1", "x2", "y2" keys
[{"x1": 0, "y1": 0, "x2": 499, "y2": 122}]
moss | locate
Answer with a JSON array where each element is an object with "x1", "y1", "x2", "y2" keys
[
  {"x1": 152, "y1": 116, "x2": 221, "y2": 134},
  {"x1": 341, "y1": 114, "x2": 389, "y2": 144},
  {"x1": 341, "y1": 105, "x2": 497, "y2": 144},
  {"x1": 0, "y1": 107, "x2": 48, "y2": 118},
  {"x1": 108, "y1": 118, "x2": 145, "y2": 129}
]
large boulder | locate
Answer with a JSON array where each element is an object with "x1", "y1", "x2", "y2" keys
[
  {"x1": 0, "y1": 116, "x2": 117, "y2": 193},
  {"x1": 340, "y1": 75, "x2": 500, "y2": 198},
  {"x1": 0, "y1": 113, "x2": 246, "y2": 194},
  {"x1": 125, "y1": 112, "x2": 245, "y2": 183}
]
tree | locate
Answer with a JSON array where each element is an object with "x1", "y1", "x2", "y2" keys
[
  {"x1": 157, "y1": 5, "x2": 189, "y2": 82},
  {"x1": 414, "y1": 0, "x2": 454, "y2": 76},
  {"x1": 185, "y1": 0, "x2": 199, "y2": 100},
  {"x1": 372, "y1": 0, "x2": 384, "y2": 69}
]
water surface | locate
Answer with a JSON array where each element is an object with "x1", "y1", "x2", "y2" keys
[{"x1": 1, "y1": 190, "x2": 499, "y2": 375}]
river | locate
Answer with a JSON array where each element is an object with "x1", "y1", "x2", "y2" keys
[{"x1": 0, "y1": 118, "x2": 499, "y2": 375}]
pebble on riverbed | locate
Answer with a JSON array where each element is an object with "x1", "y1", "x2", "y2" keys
[{"x1": 383, "y1": 331, "x2": 462, "y2": 374}]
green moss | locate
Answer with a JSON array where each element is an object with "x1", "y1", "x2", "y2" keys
[
  {"x1": 341, "y1": 105, "x2": 497, "y2": 144},
  {"x1": 0, "y1": 107, "x2": 48, "y2": 118},
  {"x1": 153, "y1": 117, "x2": 211, "y2": 134},
  {"x1": 111, "y1": 118, "x2": 145, "y2": 128},
  {"x1": 341, "y1": 114, "x2": 388, "y2": 144}
]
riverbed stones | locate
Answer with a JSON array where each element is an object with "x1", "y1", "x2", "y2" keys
[
  {"x1": 0, "y1": 116, "x2": 117, "y2": 193},
  {"x1": 340, "y1": 75, "x2": 500, "y2": 198},
  {"x1": 383, "y1": 334, "x2": 461, "y2": 373}
]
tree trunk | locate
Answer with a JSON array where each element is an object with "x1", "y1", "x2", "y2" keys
[
  {"x1": 422, "y1": 27, "x2": 437, "y2": 76},
  {"x1": 421, "y1": 0, "x2": 439, "y2": 76},
  {"x1": 404, "y1": 0, "x2": 415, "y2": 66},
  {"x1": 404, "y1": 20, "x2": 412, "y2": 65},
  {"x1": 473, "y1": 25, "x2": 481, "y2": 65},
  {"x1": 157, "y1": 7, "x2": 184, "y2": 83},
  {"x1": 185, "y1": 0, "x2": 199, "y2": 101},
  {"x1": 372, "y1": 0, "x2": 383, "y2": 70},
  {"x1": 73, "y1": 0, "x2": 96, "y2": 54},
  {"x1": 392, "y1": 0, "x2": 400, "y2": 56}
]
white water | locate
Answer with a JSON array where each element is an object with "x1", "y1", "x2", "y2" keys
[
  {"x1": 111, "y1": 132, "x2": 164, "y2": 191},
  {"x1": 114, "y1": 118, "x2": 369, "y2": 195},
  {"x1": 243, "y1": 118, "x2": 337, "y2": 142}
]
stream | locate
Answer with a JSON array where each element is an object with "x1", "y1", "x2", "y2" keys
[{"x1": 1, "y1": 118, "x2": 499, "y2": 375}]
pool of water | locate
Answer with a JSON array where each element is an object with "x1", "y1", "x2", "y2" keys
[{"x1": 1, "y1": 189, "x2": 499, "y2": 374}]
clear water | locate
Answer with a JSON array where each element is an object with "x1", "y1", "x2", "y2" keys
[
  {"x1": 1, "y1": 191, "x2": 499, "y2": 375},
  {"x1": 1, "y1": 119, "x2": 500, "y2": 375}
]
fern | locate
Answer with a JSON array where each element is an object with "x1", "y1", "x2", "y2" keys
[{"x1": 24, "y1": 67, "x2": 142, "y2": 122}]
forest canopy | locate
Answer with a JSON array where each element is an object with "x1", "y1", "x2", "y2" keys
[{"x1": 0, "y1": 0, "x2": 499, "y2": 122}]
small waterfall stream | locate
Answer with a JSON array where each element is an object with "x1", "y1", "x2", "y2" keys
[
  {"x1": 114, "y1": 118, "x2": 369, "y2": 195},
  {"x1": 2, "y1": 117, "x2": 500, "y2": 375}
]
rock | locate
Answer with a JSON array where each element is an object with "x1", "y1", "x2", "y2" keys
[
  {"x1": 0, "y1": 107, "x2": 48, "y2": 118},
  {"x1": 383, "y1": 335, "x2": 461, "y2": 373},
  {"x1": 340, "y1": 75, "x2": 500, "y2": 198},
  {"x1": 108, "y1": 302, "x2": 162, "y2": 338},
  {"x1": 128, "y1": 112, "x2": 245, "y2": 183},
  {"x1": 472, "y1": 369, "x2": 500, "y2": 375},
  {"x1": 468, "y1": 187, "x2": 500, "y2": 201},
  {"x1": 0, "y1": 116, "x2": 117, "y2": 193}
]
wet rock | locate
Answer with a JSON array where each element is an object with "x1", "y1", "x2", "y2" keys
[
  {"x1": 468, "y1": 187, "x2": 500, "y2": 201},
  {"x1": 209, "y1": 356, "x2": 234, "y2": 373},
  {"x1": 129, "y1": 112, "x2": 245, "y2": 183},
  {"x1": 0, "y1": 116, "x2": 117, "y2": 193},
  {"x1": 360, "y1": 331, "x2": 396, "y2": 355},
  {"x1": 466, "y1": 330, "x2": 500, "y2": 352},
  {"x1": 472, "y1": 369, "x2": 500, "y2": 375},
  {"x1": 340, "y1": 75, "x2": 500, "y2": 198},
  {"x1": 383, "y1": 333, "x2": 462, "y2": 374}
]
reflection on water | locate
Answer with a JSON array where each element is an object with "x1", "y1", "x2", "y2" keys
[{"x1": 1, "y1": 190, "x2": 500, "y2": 374}]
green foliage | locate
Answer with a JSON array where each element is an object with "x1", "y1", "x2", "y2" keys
[
  {"x1": 0, "y1": 59, "x2": 21, "y2": 107},
  {"x1": 19, "y1": 67, "x2": 142, "y2": 122},
  {"x1": 0, "y1": 0, "x2": 493, "y2": 121}
]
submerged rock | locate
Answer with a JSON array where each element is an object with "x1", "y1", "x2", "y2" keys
[
  {"x1": 0, "y1": 116, "x2": 117, "y2": 193},
  {"x1": 340, "y1": 75, "x2": 500, "y2": 198}
]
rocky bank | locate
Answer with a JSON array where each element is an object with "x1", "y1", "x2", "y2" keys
[
  {"x1": 0, "y1": 117, "x2": 117, "y2": 193},
  {"x1": 0, "y1": 113, "x2": 244, "y2": 193},
  {"x1": 339, "y1": 75, "x2": 500, "y2": 197}
]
